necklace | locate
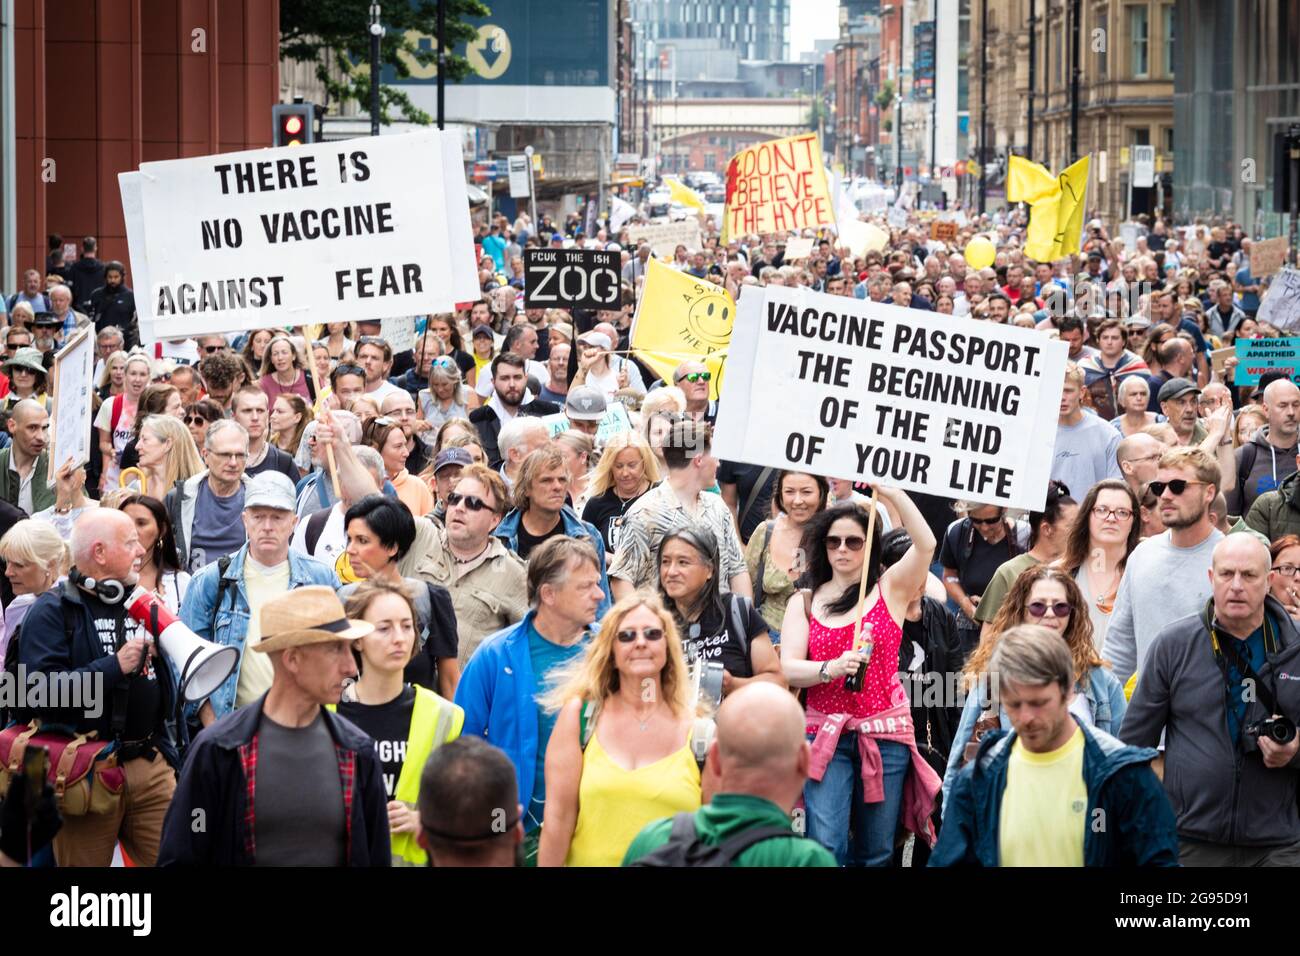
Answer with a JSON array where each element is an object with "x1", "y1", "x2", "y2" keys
[
  {"x1": 634, "y1": 701, "x2": 658, "y2": 732},
  {"x1": 452, "y1": 541, "x2": 490, "y2": 564}
]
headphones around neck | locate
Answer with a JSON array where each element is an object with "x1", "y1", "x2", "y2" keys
[{"x1": 69, "y1": 568, "x2": 127, "y2": 605}]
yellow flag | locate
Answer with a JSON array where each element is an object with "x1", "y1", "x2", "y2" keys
[
  {"x1": 630, "y1": 258, "x2": 733, "y2": 401},
  {"x1": 1054, "y1": 155, "x2": 1091, "y2": 257},
  {"x1": 1006, "y1": 155, "x2": 1059, "y2": 204},
  {"x1": 665, "y1": 177, "x2": 705, "y2": 212}
]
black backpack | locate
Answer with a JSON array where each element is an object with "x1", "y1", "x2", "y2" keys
[{"x1": 627, "y1": 812, "x2": 795, "y2": 867}]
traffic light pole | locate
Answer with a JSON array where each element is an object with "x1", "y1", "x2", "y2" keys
[
  {"x1": 369, "y1": 4, "x2": 382, "y2": 137},
  {"x1": 1290, "y1": 125, "x2": 1300, "y2": 268},
  {"x1": 436, "y1": 0, "x2": 446, "y2": 130}
]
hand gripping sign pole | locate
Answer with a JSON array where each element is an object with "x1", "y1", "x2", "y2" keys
[
  {"x1": 304, "y1": 324, "x2": 342, "y2": 501},
  {"x1": 843, "y1": 486, "x2": 880, "y2": 693}
]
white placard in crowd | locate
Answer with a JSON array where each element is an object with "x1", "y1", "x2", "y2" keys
[
  {"x1": 1131, "y1": 145, "x2": 1155, "y2": 188},
  {"x1": 1258, "y1": 268, "x2": 1300, "y2": 334},
  {"x1": 784, "y1": 236, "x2": 814, "y2": 261},
  {"x1": 1251, "y1": 236, "x2": 1290, "y2": 278},
  {"x1": 507, "y1": 155, "x2": 531, "y2": 197},
  {"x1": 887, "y1": 205, "x2": 909, "y2": 230},
  {"x1": 541, "y1": 402, "x2": 632, "y2": 443},
  {"x1": 627, "y1": 220, "x2": 703, "y2": 258},
  {"x1": 48, "y1": 325, "x2": 96, "y2": 485},
  {"x1": 713, "y1": 285, "x2": 1069, "y2": 511},
  {"x1": 380, "y1": 315, "x2": 417, "y2": 354},
  {"x1": 120, "y1": 130, "x2": 478, "y2": 340}
]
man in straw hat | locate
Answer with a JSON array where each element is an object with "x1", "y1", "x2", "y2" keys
[{"x1": 158, "y1": 585, "x2": 391, "y2": 866}]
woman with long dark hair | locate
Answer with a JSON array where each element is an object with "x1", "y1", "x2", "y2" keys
[
  {"x1": 941, "y1": 565, "x2": 1126, "y2": 812},
  {"x1": 115, "y1": 491, "x2": 189, "y2": 613},
  {"x1": 658, "y1": 525, "x2": 784, "y2": 701},
  {"x1": 779, "y1": 493, "x2": 941, "y2": 866},
  {"x1": 974, "y1": 480, "x2": 1077, "y2": 635},
  {"x1": 743, "y1": 470, "x2": 830, "y2": 643},
  {"x1": 1056, "y1": 479, "x2": 1142, "y2": 650}
]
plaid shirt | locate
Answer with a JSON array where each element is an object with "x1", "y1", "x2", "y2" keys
[{"x1": 607, "y1": 481, "x2": 746, "y2": 592}]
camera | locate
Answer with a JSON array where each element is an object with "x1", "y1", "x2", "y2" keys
[{"x1": 1246, "y1": 715, "x2": 1297, "y2": 745}]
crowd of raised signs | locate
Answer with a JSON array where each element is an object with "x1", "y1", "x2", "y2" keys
[{"x1": 0, "y1": 198, "x2": 1297, "y2": 870}]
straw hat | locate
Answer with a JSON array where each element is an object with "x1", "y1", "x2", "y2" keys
[{"x1": 251, "y1": 585, "x2": 373, "y2": 653}]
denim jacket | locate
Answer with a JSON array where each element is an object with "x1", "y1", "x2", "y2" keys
[
  {"x1": 941, "y1": 665, "x2": 1127, "y2": 813},
  {"x1": 178, "y1": 544, "x2": 339, "y2": 720},
  {"x1": 493, "y1": 506, "x2": 612, "y2": 618}
]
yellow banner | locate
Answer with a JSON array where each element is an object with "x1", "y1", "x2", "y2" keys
[
  {"x1": 1021, "y1": 155, "x2": 1092, "y2": 263},
  {"x1": 629, "y1": 258, "x2": 734, "y2": 401},
  {"x1": 665, "y1": 177, "x2": 705, "y2": 212},
  {"x1": 721, "y1": 133, "x2": 835, "y2": 242},
  {"x1": 1006, "y1": 155, "x2": 1059, "y2": 204}
]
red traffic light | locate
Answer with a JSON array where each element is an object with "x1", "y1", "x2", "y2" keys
[{"x1": 284, "y1": 115, "x2": 303, "y2": 135}]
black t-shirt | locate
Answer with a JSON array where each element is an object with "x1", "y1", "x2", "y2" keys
[
  {"x1": 715, "y1": 462, "x2": 776, "y2": 543},
  {"x1": 582, "y1": 485, "x2": 652, "y2": 552},
  {"x1": 515, "y1": 515, "x2": 565, "y2": 561},
  {"x1": 938, "y1": 520, "x2": 1020, "y2": 598},
  {"x1": 680, "y1": 596, "x2": 766, "y2": 679},
  {"x1": 451, "y1": 348, "x2": 476, "y2": 377},
  {"x1": 403, "y1": 580, "x2": 459, "y2": 691},
  {"x1": 338, "y1": 685, "x2": 416, "y2": 800},
  {"x1": 84, "y1": 592, "x2": 161, "y2": 742},
  {"x1": 246, "y1": 444, "x2": 300, "y2": 482},
  {"x1": 390, "y1": 349, "x2": 414, "y2": 378}
]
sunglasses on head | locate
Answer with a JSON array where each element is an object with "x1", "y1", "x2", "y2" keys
[
  {"x1": 1146, "y1": 479, "x2": 1204, "y2": 497},
  {"x1": 446, "y1": 491, "x2": 491, "y2": 512},
  {"x1": 335, "y1": 364, "x2": 364, "y2": 377},
  {"x1": 677, "y1": 371, "x2": 711, "y2": 383},
  {"x1": 825, "y1": 534, "x2": 866, "y2": 552},
  {"x1": 616, "y1": 627, "x2": 665, "y2": 643},
  {"x1": 1026, "y1": 601, "x2": 1072, "y2": 619}
]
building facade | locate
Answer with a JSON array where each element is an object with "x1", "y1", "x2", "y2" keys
[
  {"x1": 1173, "y1": 0, "x2": 1300, "y2": 237},
  {"x1": 970, "y1": 0, "x2": 1175, "y2": 223},
  {"x1": 630, "y1": 0, "x2": 790, "y2": 61}
]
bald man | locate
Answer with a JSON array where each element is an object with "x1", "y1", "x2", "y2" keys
[
  {"x1": 1230, "y1": 378, "x2": 1300, "y2": 516},
  {"x1": 0, "y1": 398, "x2": 52, "y2": 514},
  {"x1": 621, "y1": 683, "x2": 835, "y2": 866},
  {"x1": 1122, "y1": 534, "x2": 1300, "y2": 866},
  {"x1": 1116, "y1": 432, "x2": 1166, "y2": 499},
  {"x1": 18, "y1": 508, "x2": 183, "y2": 866}
]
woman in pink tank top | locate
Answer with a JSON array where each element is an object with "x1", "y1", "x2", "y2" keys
[{"x1": 778, "y1": 487, "x2": 938, "y2": 866}]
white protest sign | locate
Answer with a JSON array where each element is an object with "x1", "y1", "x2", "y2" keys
[
  {"x1": 121, "y1": 130, "x2": 478, "y2": 340},
  {"x1": 1258, "y1": 268, "x2": 1300, "y2": 334},
  {"x1": 1131, "y1": 145, "x2": 1155, "y2": 188},
  {"x1": 712, "y1": 285, "x2": 1068, "y2": 510},
  {"x1": 380, "y1": 315, "x2": 417, "y2": 354},
  {"x1": 541, "y1": 401, "x2": 633, "y2": 443},
  {"x1": 628, "y1": 220, "x2": 703, "y2": 258},
  {"x1": 1252, "y1": 236, "x2": 1290, "y2": 278},
  {"x1": 48, "y1": 325, "x2": 96, "y2": 485},
  {"x1": 784, "y1": 236, "x2": 814, "y2": 261},
  {"x1": 887, "y1": 205, "x2": 909, "y2": 230}
]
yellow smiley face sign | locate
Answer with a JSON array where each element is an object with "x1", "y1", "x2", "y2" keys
[
  {"x1": 685, "y1": 291, "x2": 733, "y2": 352},
  {"x1": 467, "y1": 25, "x2": 512, "y2": 80}
]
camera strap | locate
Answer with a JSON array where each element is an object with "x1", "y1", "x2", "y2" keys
[{"x1": 1206, "y1": 602, "x2": 1280, "y2": 718}]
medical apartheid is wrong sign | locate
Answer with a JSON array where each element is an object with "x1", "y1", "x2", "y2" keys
[
  {"x1": 120, "y1": 130, "x2": 479, "y2": 340},
  {"x1": 712, "y1": 286, "x2": 1068, "y2": 511}
]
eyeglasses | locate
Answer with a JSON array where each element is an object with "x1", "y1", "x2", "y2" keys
[
  {"x1": 616, "y1": 627, "x2": 665, "y2": 643},
  {"x1": 969, "y1": 514, "x2": 1004, "y2": 526},
  {"x1": 1146, "y1": 479, "x2": 1207, "y2": 497},
  {"x1": 207, "y1": 450, "x2": 248, "y2": 461},
  {"x1": 1127, "y1": 452, "x2": 1162, "y2": 465},
  {"x1": 1091, "y1": 505, "x2": 1134, "y2": 521},
  {"x1": 1273, "y1": 564, "x2": 1300, "y2": 578},
  {"x1": 446, "y1": 491, "x2": 491, "y2": 512},
  {"x1": 201, "y1": 345, "x2": 223, "y2": 354},
  {"x1": 825, "y1": 534, "x2": 866, "y2": 552},
  {"x1": 676, "y1": 371, "x2": 711, "y2": 383},
  {"x1": 1026, "y1": 601, "x2": 1072, "y2": 619},
  {"x1": 184, "y1": 416, "x2": 210, "y2": 425}
]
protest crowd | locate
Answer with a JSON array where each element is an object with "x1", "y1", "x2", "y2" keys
[{"x1": 2, "y1": 151, "x2": 1300, "y2": 873}]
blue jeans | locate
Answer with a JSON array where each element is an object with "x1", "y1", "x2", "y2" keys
[{"x1": 804, "y1": 734, "x2": 910, "y2": 867}]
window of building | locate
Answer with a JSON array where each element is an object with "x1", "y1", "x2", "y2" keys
[
  {"x1": 1162, "y1": 3, "x2": 1174, "y2": 77},
  {"x1": 1163, "y1": 127, "x2": 1173, "y2": 153},
  {"x1": 1132, "y1": 127, "x2": 1150, "y2": 147},
  {"x1": 1130, "y1": 4, "x2": 1149, "y2": 78},
  {"x1": 1094, "y1": 8, "x2": 1107, "y2": 77}
]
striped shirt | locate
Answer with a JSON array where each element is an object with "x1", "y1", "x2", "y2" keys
[{"x1": 607, "y1": 481, "x2": 745, "y2": 592}]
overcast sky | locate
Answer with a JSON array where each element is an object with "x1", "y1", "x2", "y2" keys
[{"x1": 788, "y1": 0, "x2": 839, "y2": 59}]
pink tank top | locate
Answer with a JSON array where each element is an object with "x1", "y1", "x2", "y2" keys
[{"x1": 806, "y1": 593, "x2": 906, "y2": 718}]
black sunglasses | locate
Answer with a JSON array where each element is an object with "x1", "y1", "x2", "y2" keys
[
  {"x1": 825, "y1": 534, "x2": 865, "y2": 552},
  {"x1": 202, "y1": 344, "x2": 223, "y2": 353},
  {"x1": 969, "y1": 514, "x2": 1004, "y2": 526},
  {"x1": 1026, "y1": 601, "x2": 1072, "y2": 619},
  {"x1": 1146, "y1": 479, "x2": 1205, "y2": 497},
  {"x1": 616, "y1": 627, "x2": 665, "y2": 643},
  {"x1": 446, "y1": 491, "x2": 491, "y2": 512}
]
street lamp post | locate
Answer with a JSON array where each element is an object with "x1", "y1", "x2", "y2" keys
[
  {"x1": 369, "y1": 3, "x2": 382, "y2": 137},
  {"x1": 525, "y1": 144, "x2": 538, "y2": 228},
  {"x1": 978, "y1": 0, "x2": 987, "y2": 214},
  {"x1": 436, "y1": 0, "x2": 445, "y2": 130}
]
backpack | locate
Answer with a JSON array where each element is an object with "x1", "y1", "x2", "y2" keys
[
  {"x1": 109, "y1": 393, "x2": 126, "y2": 434},
  {"x1": 304, "y1": 508, "x2": 332, "y2": 556},
  {"x1": 626, "y1": 811, "x2": 794, "y2": 867}
]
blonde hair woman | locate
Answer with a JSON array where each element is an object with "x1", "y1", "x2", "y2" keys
[
  {"x1": 132, "y1": 414, "x2": 204, "y2": 497},
  {"x1": 581, "y1": 432, "x2": 660, "y2": 552},
  {"x1": 0, "y1": 519, "x2": 70, "y2": 659},
  {"x1": 95, "y1": 351, "x2": 153, "y2": 491},
  {"x1": 638, "y1": 386, "x2": 687, "y2": 470},
  {"x1": 553, "y1": 429, "x2": 595, "y2": 512},
  {"x1": 97, "y1": 349, "x2": 128, "y2": 398},
  {"x1": 538, "y1": 592, "x2": 711, "y2": 867}
]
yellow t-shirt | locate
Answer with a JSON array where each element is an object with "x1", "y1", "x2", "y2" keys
[
  {"x1": 998, "y1": 726, "x2": 1088, "y2": 867},
  {"x1": 235, "y1": 559, "x2": 292, "y2": 707},
  {"x1": 565, "y1": 726, "x2": 701, "y2": 867}
]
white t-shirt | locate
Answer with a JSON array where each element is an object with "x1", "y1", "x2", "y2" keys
[
  {"x1": 365, "y1": 380, "x2": 405, "y2": 404},
  {"x1": 474, "y1": 359, "x2": 551, "y2": 398},
  {"x1": 290, "y1": 503, "x2": 347, "y2": 569}
]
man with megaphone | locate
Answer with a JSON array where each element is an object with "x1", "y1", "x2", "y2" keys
[{"x1": 15, "y1": 509, "x2": 198, "y2": 866}]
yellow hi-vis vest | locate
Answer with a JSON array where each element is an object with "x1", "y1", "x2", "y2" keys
[{"x1": 332, "y1": 684, "x2": 464, "y2": 866}]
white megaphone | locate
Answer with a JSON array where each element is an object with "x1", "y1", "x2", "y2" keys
[{"x1": 125, "y1": 587, "x2": 239, "y2": 702}]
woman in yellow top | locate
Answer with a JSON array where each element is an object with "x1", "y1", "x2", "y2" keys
[{"x1": 539, "y1": 594, "x2": 711, "y2": 867}]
